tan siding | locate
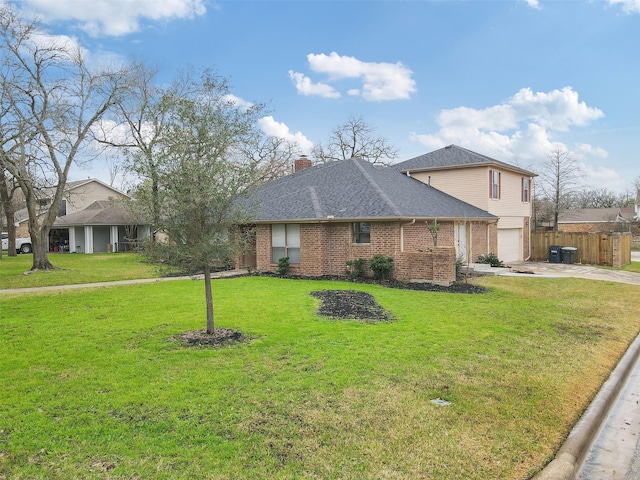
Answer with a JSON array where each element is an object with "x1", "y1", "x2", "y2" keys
[
  {"x1": 411, "y1": 167, "x2": 532, "y2": 219},
  {"x1": 65, "y1": 182, "x2": 128, "y2": 215},
  {"x1": 411, "y1": 168, "x2": 489, "y2": 211},
  {"x1": 490, "y1": 170, "x2": 532, "y2": 218}
]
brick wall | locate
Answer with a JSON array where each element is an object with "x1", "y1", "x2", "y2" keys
[
  {"x1": 559, "y1": 223, "x2": 602, "y2": 233},
  {"x1": 432, "y1": 247, "x2": 457, "y2": 284},
  {"x1": 395, "y1": 252, "x2": 433, "y2": 282},
  {"x1": 255, "y1": 220, "x2": 461, "y2": 284}
]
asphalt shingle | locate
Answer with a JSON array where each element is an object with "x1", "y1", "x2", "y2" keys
[
  {"x1": 243, "y1": 158, "x2": 496, "y2": 222},
  {"x1": 392, "y1": 144, "x2": 537, "y2": 176}
]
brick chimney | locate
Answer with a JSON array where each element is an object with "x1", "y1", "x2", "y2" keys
[{"x1": 294, "y1": 155, "x2": 313, "y2": 172}]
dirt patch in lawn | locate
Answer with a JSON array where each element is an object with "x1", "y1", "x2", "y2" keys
[
  {"x1": 310, "y1": 290, "x2": 393, "y2": 322},
  {"x1": 175, "y1": 328, "x2": 248, "y2": 347}
]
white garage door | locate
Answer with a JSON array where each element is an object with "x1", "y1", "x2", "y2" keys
[{"x1": 498, "y1": 228, "x2": 522, "y2": 262}]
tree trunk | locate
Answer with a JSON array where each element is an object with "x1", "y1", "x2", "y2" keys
[
  {"x1": 31, "y1": 227, "x2": 55, "y2": 270},
  {"x1": 0, "y1": 169, "x2": 17, "y2": 257},
  {"x1": 204, "y1": 264, "x2": 215, "y2": 334}
]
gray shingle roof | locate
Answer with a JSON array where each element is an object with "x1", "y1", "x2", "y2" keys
[
  {"x1": 392, "y1": 144, "x2": 537, "y2": 176},
  {"x1": 242, "y1": 158, "x2": 496, "y2": 222},
  {"x1": 558, "y1": 207, "x2": 635, "y2": 223},
  {"x1": 53, "y1": 201, "x2": 138, "y2": 227}
]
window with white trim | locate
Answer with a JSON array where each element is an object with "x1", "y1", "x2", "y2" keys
[
  {"x1": 522, "y1": 177, "x2": 530, "y2": 203},
  {"x1": 489, "y1": 170, "x2": 501, "y2": 199},
  {"x1": 352, "y1": 222, "x2": 370, "y2": 244},
  {"x1": 271, "y1": 224, "x2": 300, "y2": 264}
]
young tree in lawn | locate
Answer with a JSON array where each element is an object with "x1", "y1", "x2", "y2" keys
[
  {"x1": 139, "y1": 69, "x2": 266, "y2": 334},
  {"x1": 0, "y1": 3, "x2": 134, "y2": 269},
  {"x1": 536, "y1": 146, "x2": 583, "y2": 232},
  {"x1": 313, "y1": 116, "x2": 398, "y2": 165}
]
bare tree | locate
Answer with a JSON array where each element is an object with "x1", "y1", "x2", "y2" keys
[
  {"x1": 536, "y1": 146, "x2": 583, "y2": 232},
  {"x1": 92, "y1": 61, "x2": 167, "y2": 225},
  {"x1": 0, "y1": 3, "x2": 134, "y2": 270},
  {"x1": 312, "y1": 116, "x2": 398, "y2": 165},
  {"x1": 570, "y1": 187, "x2": 623, "y2": 209}
]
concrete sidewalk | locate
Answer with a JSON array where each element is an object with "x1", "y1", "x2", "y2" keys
[{"x1": 0, "y1": 268, "x2": 249, "y2": 295}]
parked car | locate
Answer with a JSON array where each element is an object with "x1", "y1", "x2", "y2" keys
[{"x1": 1, "y1": 232, "x2": 33, "y2": 254}]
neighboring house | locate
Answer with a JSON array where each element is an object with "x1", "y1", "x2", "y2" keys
[
  {"x1": 52, "y1": 200, "x2": 151, "y2": 254},
  {"x1": 392, "y1": 145, "x2": 537, "y2": 262},
  {"x1": 14, "y1": 179, "x2": 131, "y2": 252},
  {"x1": 241, "y1": 157, "x2": 497, "y2": 284},
  {"x1": 557, "y1": 207, "x2": 636, "y2": 234}
]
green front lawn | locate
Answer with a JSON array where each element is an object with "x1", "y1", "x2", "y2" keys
[
  {"x1": 621, "y1": 261, "x2": 640, "y2": 273},
  {"x1": 0, "y1": 252, "x2": 159, "y2": 289},
  {"x1": 2, "y1": 276, "x2": 639, "y2": 479}
]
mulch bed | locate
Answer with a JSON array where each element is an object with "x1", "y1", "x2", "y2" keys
[
  {"x1": 310, "y1": 290, "x2": 392, "y2": 322},
  {"x1": 255, "y1": 272, "x2": 488, "y2": 294}
]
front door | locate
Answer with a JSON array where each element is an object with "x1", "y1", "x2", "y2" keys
[{"x1": 455, "y1": 222, "x2": 467, "y2": 262}]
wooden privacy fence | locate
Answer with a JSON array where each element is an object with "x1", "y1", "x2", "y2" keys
[{"x1": 531, "y1": 232, "x2": 631, "y2": 267}]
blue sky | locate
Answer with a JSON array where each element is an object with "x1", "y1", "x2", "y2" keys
[{"x1": 10, "y1": 0, "x2": 640, "y2": 194}]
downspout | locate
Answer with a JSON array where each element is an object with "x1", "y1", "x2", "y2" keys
[
  {"x1": 525, "y1": 218, "x2": 532, "y2": 261},
  {"x1": 400, "y1": 219, "x2": 416, "y2": 252}
]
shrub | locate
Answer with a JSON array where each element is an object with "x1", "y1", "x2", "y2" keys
[
  {"x1": 368, "y1": 254, "x2": 394, "y2": 281},
  {"x1": 346, "y1": 258, "x2": 366, "y2": 280},
  {"x1": 477, "y1": 253, "x2": 504, "y2": 267},
  {"x1": 277, "y1": 257, "x2": 290, "y2": 275},
  {"x1": 455, "y1": 254, "x2": 466, "y2": 280}
]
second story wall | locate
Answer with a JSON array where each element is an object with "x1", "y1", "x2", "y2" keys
[
  {"x1": 64, "y1": 181, "x2": 128, "y2": 215},
  {"x1": 409, "y1": 166, "x2": 533, "y2": 219}
]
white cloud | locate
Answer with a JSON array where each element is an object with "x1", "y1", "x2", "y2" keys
[
  {"x1": 524, "y1": 0, "x2": 540, "y2": 9},
  {"x1": 290, "y1": 52, "x2": 416, "y2": 101},
  {"x1": 288, "y1": 71, "x2": 340, "y2": 99},
  {"x1": 578, "y1": 163, "x2": 622, "y2": 189},
  {"x1": 258, "y1": 116, "x2": 314, "y2": 153},
  {"x1": 411, "y1": 86, "x2": 608, "y2": 179},
  {"x1": 19, "y1": 0, "x2": 207, "y2": 36},
  {"x1": 509, "y1": 87, "x2": 604, "y2": 131},
  {"x1": 574, "y1": 143, "x2": 608, "y2": 160},
  {"x1": 222, "y1": 94, "x2": 254, "y2": 111},
  {"x1": 28, "y1": 32, "x2": 87, "y2": 60},
  {"x1": 609, "y1": 0, "x2": 640, "y2": 14}
]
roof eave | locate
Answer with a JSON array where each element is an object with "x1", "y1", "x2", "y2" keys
[{"x1": 400, "y1": 162, "x2": 538, "y2": 177}]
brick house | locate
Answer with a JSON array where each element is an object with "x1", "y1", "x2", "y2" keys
[
  {"x1": 393, "y1": 145, "x2": 537, "y2": 262},
  {"x1": 241, "y1": 157, "x2": 497, "y2": 284},
  {"x1": 557, "y1": 207, "x2": 636, "y2": 234}
]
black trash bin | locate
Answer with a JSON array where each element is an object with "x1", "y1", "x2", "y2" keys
[
  {"x1": 549, "y1": 245, "x2": 563, "y2": 263},
  {"x1": 562, "y1": 247, "x2": 577, "y2": 264}
]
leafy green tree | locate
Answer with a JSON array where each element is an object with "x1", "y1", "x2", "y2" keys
[{"x1": 137, "y1": 69, "x2": 268, "y2": 334}]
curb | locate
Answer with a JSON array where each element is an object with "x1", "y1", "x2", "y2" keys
[{"x1": 533, "y1": 332, "x2": 640, "y2": 479}]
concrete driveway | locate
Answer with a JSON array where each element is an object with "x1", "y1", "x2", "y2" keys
[{"x1": 470, "y1": 258, "x2": 640, "y2": 286}]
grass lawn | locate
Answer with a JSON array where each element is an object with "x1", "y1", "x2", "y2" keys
[
  {"x1": 621, "y1": 261, "x2": 640, "y2": 273},
  {"x1": 0, "y1": 253, "x2": 159, "y2": 289},
  {"x1": 1, "y1": 275, "x2": 640, "y2": 479}
]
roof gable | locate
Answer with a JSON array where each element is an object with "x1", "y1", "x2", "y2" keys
[
  {"x1": 243, "y1": 158, "x2": 495, "y2": 222},
  {"x1": 393, "y1": 145, "x2": 537, "y2": 176}
]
